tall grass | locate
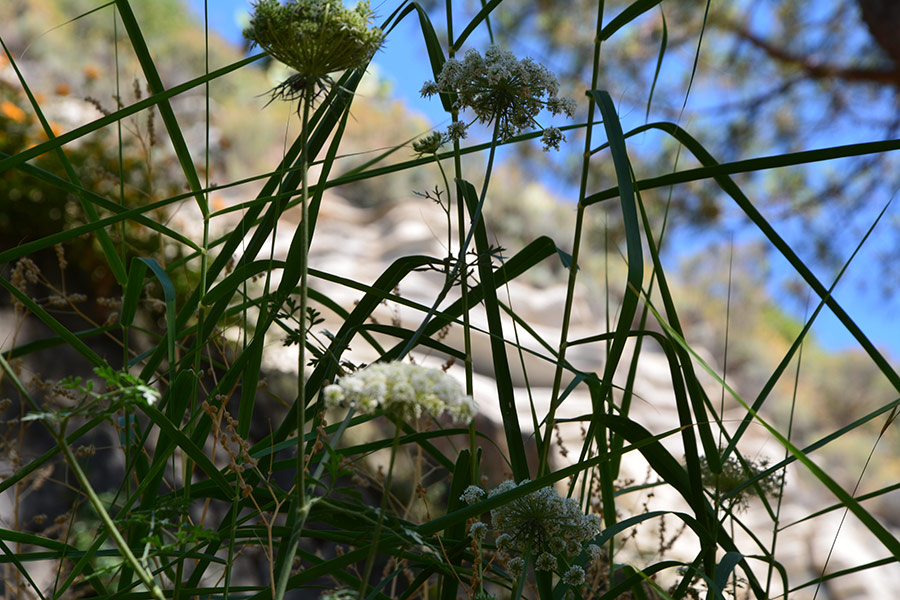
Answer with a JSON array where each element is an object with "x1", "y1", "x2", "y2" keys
[{"x1": 1, "y1": 1, "x2": 899, "y2": 599}]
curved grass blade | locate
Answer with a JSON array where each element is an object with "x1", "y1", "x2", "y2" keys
[
  {"x1": 584, "y1": 130, "x2": 900, "y2": 205},
  {"x1": 599, "y1": 0, "x2": 665, "y2": 42},
  {"x1": 451, "y1": 0, "x2": 503, "y2": 52},
  {"x1": 138, "y1": 258, "x2": 176, "y2": 370},
  {"x1": 635, "y1": 188, "x2": 721, "y2": 473},
  {"x1": 391, "y1": 3, "x2": 451, "y2": 113},
  {"x1": 645, "y1": 6, "x2": 667, "y2": 122}
]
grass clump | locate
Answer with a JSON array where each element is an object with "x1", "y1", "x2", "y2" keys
[{"x1": 1, "y1": 1, "x2": 899, "y2": 600}]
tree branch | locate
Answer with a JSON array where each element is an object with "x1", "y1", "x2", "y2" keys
[{"x1": 727, "y1": 23, "x2": 900, "y2": 86}]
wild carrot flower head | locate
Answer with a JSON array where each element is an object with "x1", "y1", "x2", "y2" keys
[
  {"x1": 323, "y1": 362, "x2": 476, "y2": 423},
  {"x1": 244, "y1": 0, "x2": 383, "y2": 100},
  {"x1": 420, "y1": 46, "x2": 576, "y2": 151},
  {"x1": 459, "y1": 485, "x2": 485, "y2": 505},
  {"x1": 562, "y1": 565, "x2": 585, "y2": 586},
  {"x1": 488, "y1": 480, "x2": 600, "y2": 558},
  {"x1": 699, "y1": 454, "x2": 783, "y2": 511}
]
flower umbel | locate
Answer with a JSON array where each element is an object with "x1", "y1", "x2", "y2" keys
[
  {"x1": 488, "y1": 480, "x2": 600, "y2": 558},
  {"x1": 460, "y1": 485, "x2": 485, "y2": 505},
  {"x1": 699, "y1": 454, "x2": 784, "y2": 511},
  {"x1": 420, "y1": 46, "x2": 576, "y2": 150},
  {"x1": 323, "y1": 362, "x2": 476, "y2": 423},
  {"x1": 244, "y1": 0, "x2": 384, "y2": 100}
]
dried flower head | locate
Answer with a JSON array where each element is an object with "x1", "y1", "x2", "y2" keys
[
  {"x1": 460, "y1": 485, "x2": 485, "y2": 505},
  {"x1": 420, "y1": 46, "x2": 576, "y2": 150},
  {"x1": 562, "y1": 565, "x2": 585, "y2": 586},
  {"x1": 699, "y1": 454, "x2": 783, "y2": 511},
  {"x1": 323, "y1": 362, "x2": 476, "y2": 423},
  {"x1": 507, "y1": 556, "x2": 526, "y2": 577},
  {"x1": 244, "y1": 0, "x2": 384, "y2": 101},
  {"x1": 488, "y1": 480, "x2": 600, "y2": 558},
  {"x1": 469, "y1": 521, "x2": 488, "y2": 541}
]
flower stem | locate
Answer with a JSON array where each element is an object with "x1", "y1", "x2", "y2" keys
[
  {"x1": 538, "y1": 0, "x2": 606, "y2": 480},
  {"x1": 56, "y1": 420, "x2": 165, "y2": 600},
  {"x1": 358, "y1": 421, "x2": 402, "y2": 597},
  {"x1": 296, "y1": 80, "x2": 313, "y2": 536},
  {"x1": 271, "y1": 82, "x2": 315, "y2": 600},
  {"x1": 396, "y1": 118, "x2": 502, "y2": 362}
]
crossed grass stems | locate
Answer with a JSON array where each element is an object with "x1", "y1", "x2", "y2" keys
[{"x1": 1, "y1": 1, "x2": 900, "y2": 599}]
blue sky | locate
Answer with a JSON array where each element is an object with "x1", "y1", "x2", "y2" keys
[{"x1": 184, "y1": 0, "x2": 899, "y2": 359}]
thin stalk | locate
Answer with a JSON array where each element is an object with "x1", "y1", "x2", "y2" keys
[
  {"x1": 395, "y1": 118, "x2": 502, "y2": 363},
  {"x1": 177, "y1": 6, "x2": 212, "y2": 597},
  {"x1": 272, "y1": 82, "x2": 315, "y2": 600},
  {"x1": 450, "y1": 129, "x2": 478, "y2": 481},
  {"x1": 297, "y1": 82, "x2": 313, "y2": 518},
  {"x1": 538, "y1": 0, "x2": 606, "y2": 478},
  {"x1": 358, "y1": 421, "x2": 402, "y2": 598},
  {"x1": 766, "y1": 297, "x2": 805, "y2": 596},
  {"x1": 441, "y1": 0, "x2": 477, "y2": 408},
  {"x1": 434, "y1": 156, "x2": 454, "y2": 280},
  {"x1": 56, "y1": 421, "x2": 165, "y2": 600}
]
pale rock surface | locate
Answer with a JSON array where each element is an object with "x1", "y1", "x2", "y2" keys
[{"x1": 243, "y1": 190, "x2": 900, "y2": 599}]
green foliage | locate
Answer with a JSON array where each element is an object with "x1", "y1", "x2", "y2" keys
[{"x1": 2, "y1": 2, "x2": 900, "y2": 600}]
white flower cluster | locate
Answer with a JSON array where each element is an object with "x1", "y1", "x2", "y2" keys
[
  {"x1": 459, "y1": 485, "x2": 485, "y2": 505},
  {"x1": 420, "y1": 46, "x2": 576, "y2": 151},
  {"x1": 323, "y1": 362, "x2": 476, "y2": 423},
  {"x1": 490, "y1": 480, "x2": 600, "y2": 556},
  {"x1": 487, "y1": 480, "x2": 600, "y2": 583}
]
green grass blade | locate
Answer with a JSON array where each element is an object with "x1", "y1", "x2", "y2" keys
[
  {"x1": 0, "y1": 278, "x2": 105, "y2": 368},
  {"x1": 114, "y1": 0, "x2": 207, "y2": 218},
  {"x1": 0, "y1": 54, "x2": 262, "y2": 177},
  {"x1": 451, "y1": 0, "x2": 503, "y2": 52},
  {"x1": 392, "y1": 3, "x2": 451, "y2": 112},
  {"x1": 120, "y1": 258, "x2": 149, "y2": 328},
  {"x1": 138, "y1": 258, "x2": 176, "y2": 371},
  {"x1": 138, "y1": 403, "x2": 232, "y2": 498},
  {"x1": 584, "y1": 130, "x2": 900, "y2": 205},
  {"x1": 645, "y1": 6, "x2": 667, "y2": 122},
  {"x1": 648, "y1": 301, "x2": 900, "y2": 561},
  {"x1": 636, "y1": 191, "x2": 721, "y2": 473},
  {"x1": 600, "y1": 0, "x2": 665, "y2": 41},
  {"x1": 459, "y1": 178, "x2": 529, "y2": 481},
  {"x1": 1, "y1": 327, "x2": 113, "y2": 361}
]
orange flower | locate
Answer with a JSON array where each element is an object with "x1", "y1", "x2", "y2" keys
[
  {"x1": 83, "y1": 64, "x2": 101, "y2": 81},
  {"x1": 36, "y1": 122, "x2": 64, "y2": 140},
  {"x1": 0, "y1": 100, "x2": 27, "y2": 123},
  {"x1": 55, "y1": 82, "x2": 71, "y2": 96}
]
